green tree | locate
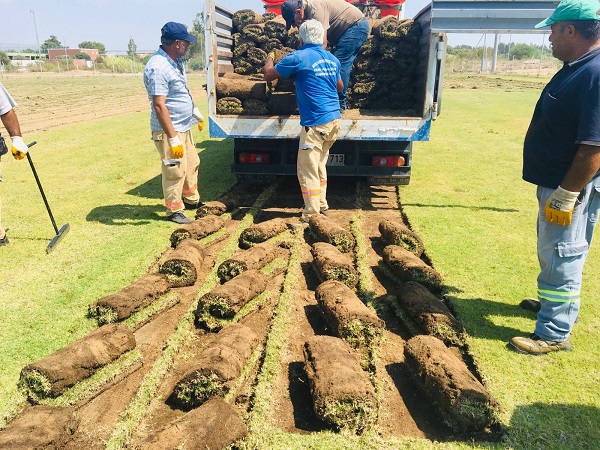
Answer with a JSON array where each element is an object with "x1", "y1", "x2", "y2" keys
[
  {"x1": 41, "y1": 35, "x2": 62, "y2": 53},
  {"x1": 127, "y1": 38, "x2": 137, "y2": 57},
  {"x1": 509, "y1": 43, "x2": 537, "y2": 60},
  {"x1": 0, "y1": 51, "x2": 15, "y2": 71},
  {"x1": 74, "y1": 52, "x2": 91, "y2": 60},
  {"x1": 79, "y1": 41, "x2": 106, "y2": 54},
  {"x1": 186, "y1": 13, "x2": 205, "y2": 65}
]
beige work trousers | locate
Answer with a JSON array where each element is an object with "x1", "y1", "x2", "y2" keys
[
  {"x1": 152, "y1": 129, "x2": 200, "y2": 215},
  {"x1": 297, "y1": 119, "x2": 340, "y2": 218}
]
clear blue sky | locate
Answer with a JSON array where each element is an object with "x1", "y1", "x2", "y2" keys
[{"x1": 0, "y1": 0, "x2": 547, "y2": 53}]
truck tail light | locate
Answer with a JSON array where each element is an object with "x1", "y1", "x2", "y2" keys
[
  {"x1": 239, "y1": 152, "x2": 270, "y2": 164},
  {"x1": 372, "y1": 156, "x2": 406, "y2": 167}
]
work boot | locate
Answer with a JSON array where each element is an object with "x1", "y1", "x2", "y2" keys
[
  {"x1": 320, "y1": 209, "x2": 329, "y2": 217},
  {"x1": 184, "y1": 200, "x2": 205, "y2": 210},
  {"x1": 509, "y1": 334, "x2": 572, "y2": 355},
  {"x1": 520, "y1": 298, "x2": 541, "y2": 313},
  {"x1": 0, "y1": 229, "x2": 8, "y2": 246},
  {"x1": 167, "y1": 212, "x2": 192, "y2": 224}
]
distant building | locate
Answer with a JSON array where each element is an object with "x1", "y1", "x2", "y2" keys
[{"x1": 48, "y1": 48, "x2": 99, "y2": 68}]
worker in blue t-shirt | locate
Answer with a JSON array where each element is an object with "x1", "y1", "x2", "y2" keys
[
  {"x1": 509, "y1": 0, "x2": 600, "y2": 355},
  {"x1": 264, "y1": 19, "x2": 343, "y2": 223}
]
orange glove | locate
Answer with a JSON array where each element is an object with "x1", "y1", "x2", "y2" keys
[
  {"x1": 193, "y1": 107, "x2": 204, "y2": 132},
  {"x1": 544, "y1": 186, "x2": 579, "y2": 226},
  {"x1": 167, "y1": 136, "x2": 184, "y2": 159},
  {"x1": 10, "y1": 136, "x2": 28, "y2": 160}
]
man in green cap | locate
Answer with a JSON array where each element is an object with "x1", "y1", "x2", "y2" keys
[{"x1": 509, "y1": 0, "x2": 600, "y2": 355}]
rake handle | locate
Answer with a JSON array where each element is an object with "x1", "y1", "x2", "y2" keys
[{"x1": 26, "y1": 141, "x2": 59, "y2": 235}]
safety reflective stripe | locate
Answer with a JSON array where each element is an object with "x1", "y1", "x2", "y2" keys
[
  {"x1": 538, "y1": 288, "x2": 580, "y2": 303},
  {"x1": 302, "y1": 189, "x2": 320, "y2": 197},
  {"x1": 320, "y1": 179, "x2": 327, "y2": 186},
  {"x1": 166, "y1": 200, "x2": 184, "y2": 209},
  {"x1": 182, "y1": 184, "x2": 198, "y2": 195}
]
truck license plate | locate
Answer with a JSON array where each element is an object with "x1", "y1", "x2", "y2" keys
[{"x1": 327, "y1": 154, "x2": 345, "y2": 166}]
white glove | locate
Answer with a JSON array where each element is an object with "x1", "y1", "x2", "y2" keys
[
  {"x1": 168, "y1": 136, "x2": 184, "y2": 159},
  {"x1": 10, "y1": 136, "x2": 28, "y2": 160},
  {"x1": 192, "y1": 107, "x2": 204, "y2": 131},
  {"x1": 544, "y1": 186, "x2": 579, "y2": 226}
]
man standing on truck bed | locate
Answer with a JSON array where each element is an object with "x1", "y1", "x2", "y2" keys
[
  {"x1": 281, "y1": 0, "x2": 369, "y2": 112},
  {"x1": 509, "y1": 0, "x2": 600, "y2": 355},
  {"x1": 264, "y1": 19, "x2": 343, "y2": 223},
  {"x1": 144, "y1": 22, "x2": 204, "y2": 225}
]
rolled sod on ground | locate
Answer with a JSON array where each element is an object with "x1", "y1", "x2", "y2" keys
[
  {"x1": 195, "y1": 195, "x2": 240, "y2": 219},
  {"x1": 142, "y1": 397, "x2": 248, "y2": 449},
  {"x1": 170, "y1": 215, "x2": 224, "y2": 248},
  {"x1": 217, "y1": 241, "x2": 279, "y2": 282},
  {"x1": 88, "y1": 273, "x2": 171, "y2": 325},
  {"x1": 169, "y1": 324, "x2": 260, "y2": 409},
  {"x1": 303, "y1": 335, "x2": 378, "y2": 434},
  {"x1": 308, "y1": 214, "x2": 356, "y2": 253},
  {"x1": 239, "y1": 217, "x2": 288, "y2": 249},
  {"x1": 196, "y1": 269, "x2": 268, "y2": 322},
  {"x1": 315, "y1": 280, "x2": 384, "y2": 349},
  {"x1": 18, "y1": 323, "x2": 136, "y2": 402},
  {"x1": 383, "y1": 244, "x2": 443, "y2": 292},
  {"x1": 404, "y1": 335, "x2": 500, "y2": 432},
  {"x1": 379, "y1": 219, "x2": 424, "y2": 257},
  {"x1": 311, "y1": 242, "x2": 358, "y2": 288},
  {"x1": 0, "y1": 405, "x2": 79, "y2": 449},
  {"x1": 396, "y1": 281, "x2": 466, "y2": 347},
  {"x1": 159, "y1": 238, "x2": 206, "y2": 288}
]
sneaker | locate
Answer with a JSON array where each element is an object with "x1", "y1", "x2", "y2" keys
[
  {"x1": 520, "y1": 298, "x2": 541, "y2": 313},
  {"x1": 509, "y1": 334, "x2": 572, "y2": 355},
  {"x1": 167, "y1": 212, "x2": 192, "y2": 224},
  {"x1": 184, "y1": 200, "x2": 205, "y2": 210},
  {"x1": 0, "y1": 229, "x2": 8, "y2": 246},
  {"x1": 320, "y1": 209, "x2": 329, "y2": 217}
]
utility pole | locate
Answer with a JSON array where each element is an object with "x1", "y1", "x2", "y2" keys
[
  {"x1": 492, "y1": 33, "x2": 499, "y2": 74},
  {"x1": 30, "y1": 9, "x2": 43, "y2": 72}
]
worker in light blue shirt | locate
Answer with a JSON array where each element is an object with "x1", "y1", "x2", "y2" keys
[
  {"x1": 264, "y1": 19, "x2": 343, "y2": 223},
  {"x1": 144, "y1": 22, "x2": 204, "y2": 224}
]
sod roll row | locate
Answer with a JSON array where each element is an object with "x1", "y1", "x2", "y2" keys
[
  {"x1": 88, "y1": 273, "x2": 171, "y2": 325},
  {"x1": 308, "y1": 214, "x2": 355, "y2": 253},
  {"x1": 170, "y1": 215, "x2": 224, "y2": 248},
  {"x1": 239, "y1": 217, "x2": 288, "y2": 249},
  {"x1": 383, "y1": 244, "x2": 443, "y2": 292},
  {"x1": 396, "y1": 281, "x2": 466, "y2": 347},
  {"x1": 303, "y1": 335, "x2": 378, "y2": 434},
  {"x1": 18, "y1": 323, "x2": 136, "y2": 402},
  {"x1": 315, "y1": 280, "x2": 384, "y2": 351},
  {"x1": 169, "y1": 324, "x2": 260, "y2": 409},
  {"x1": 404, "y1": 335, "x2": 500, "y2": 432},
  {"x1": 379, "y1": 219, "x2": 424, "y2": 257},
  {"x1": 311, "y1": 242, "x2": 358, "y2": 288},
  {"x1": 195, "y1": 195, "x2": 241, "y2": 219},
  {"x1": 159, "y1": 238, "x2": 206, "y2": 287},
  {"x1": 142, "y1": 397, "x2": 248, "y2": 449},
  {"x1": 217, "y1": 241, "x2": 279, "y2": 282}
]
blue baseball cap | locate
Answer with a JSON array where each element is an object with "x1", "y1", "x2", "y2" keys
[
  {"x1": 161, "y1": 22, "x2": 197, "y2": 42},
  {"x1": 535, "y1": 0, "x2": 600, "y2": 28}
]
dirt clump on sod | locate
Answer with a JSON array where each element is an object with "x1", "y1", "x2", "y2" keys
[
  {"x1": 303, "y1": 335, "x2": 378, "y2": 434},
  {"x1": 195, "y1": 195, "x2": 240, "y2": 219},
  {"x1": 308, "y1": 214, "x2": 355, "y2": 253},
  {"x1": 379, "y1": 219, "x2": 424, "y2": 257},
  {"x1": 0, "y1": 405, "x2": 79, "y2": 449},
  {"x1": 170, "y1": 215, "x2": 224, "y2": 248},
  {"x1": 159, "y1": 238, "x2": 206, "y2": 287},
  {"x1": 88, "y1": 273, "x2": 171, "y2": 325},
  {"x1": 396, "y1": 281, "x2": 466, "y2": 347},
  {"x1": 195, "y1": 269, "x2": 268, "y2": 329},
  {"x1": 404, "y1": 335, "x2": 500, "y2": 432},
  {"x1": 311, "y1": 242, "x2": 358, "y2": 288},
  {"x1": 18, "y1": 323, "x2": 136, "y2": 402},
  {"x1": 239, "y1": 217, "x2": 288, "y2": 249},
  {"x1": 141, "y1": 397, "x2": 248, "y2": 449},
  {"x1": 315, "y1": 280, "x2": 384, "y2": 352},
  {"x1": 217, "y1": 241, "x2": 280, "y2": 282},
  {"x1": 383, "y1": 244, "x2": 443, "y2": 292},
  {"x1": 168, "y1": 324, "x2": 260, "y2": 409}
]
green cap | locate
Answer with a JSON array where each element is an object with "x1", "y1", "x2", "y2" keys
[{"x1": 535, "y1": 0, "x2": 600, "y2": 28}]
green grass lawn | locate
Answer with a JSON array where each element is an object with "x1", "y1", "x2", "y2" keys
[{"x1": 0, "y1": 74, "x2": 598, "y2": 449}]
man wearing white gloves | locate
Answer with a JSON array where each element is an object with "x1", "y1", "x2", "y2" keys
[
  {"x1": 0, "y1": 82, "x2": 29, "y2": 246},
  {"x1": 144, "y1": 21, "x2": 204, "y2": 224},
  {"x1": 509, "y1": 0, "x2": 600, "y2": 355}
]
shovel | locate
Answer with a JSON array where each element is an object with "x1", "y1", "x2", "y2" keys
[{"x1": 26, "y1": 141, "x2": 70, "y2": 253}]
